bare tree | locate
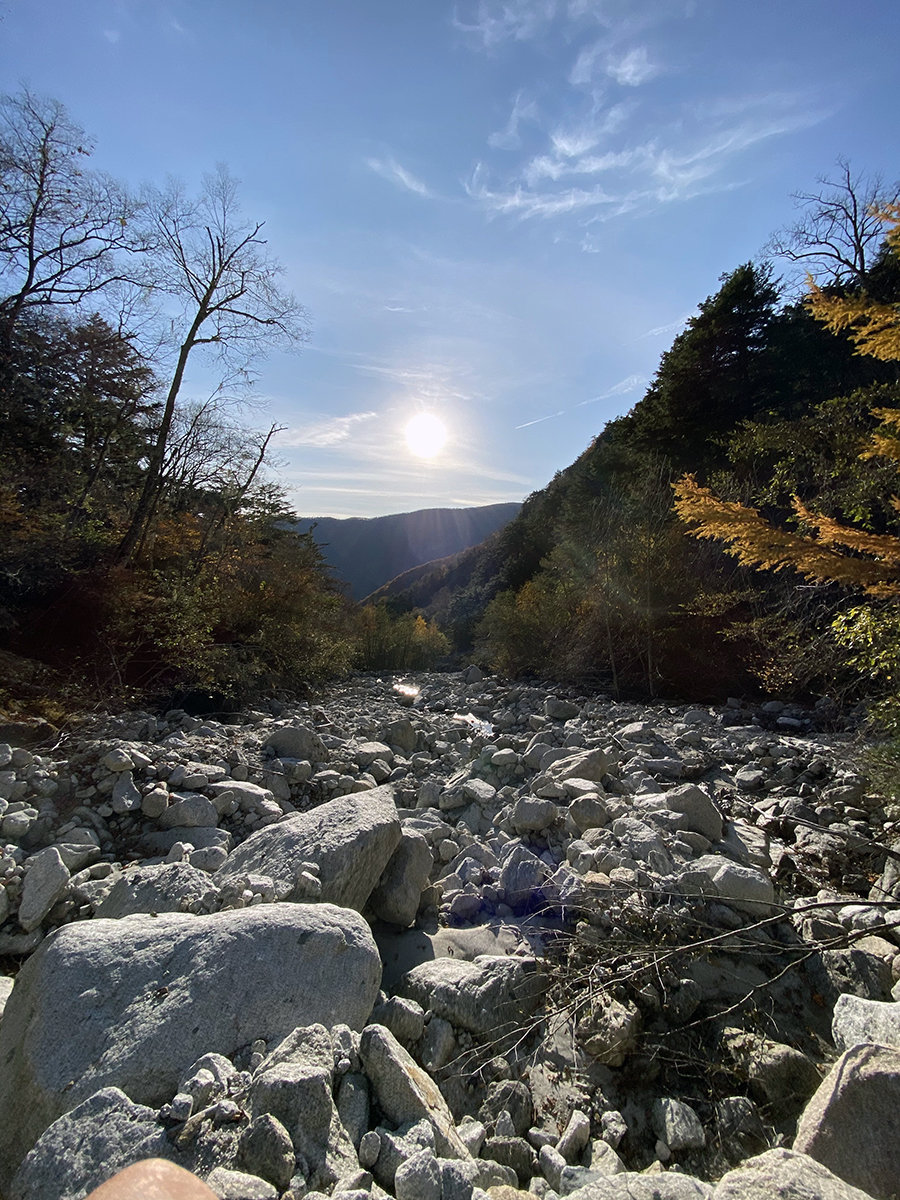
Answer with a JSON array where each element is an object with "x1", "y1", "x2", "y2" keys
[
  {"x1": 116, "y1": 166, "x2": 308, "y2": 562},
  {"x1": 765, "y1": 158, "x2": 900, "y2": 291},
  {"x1": 0, "y1": 90, "x2": 142, "y2": 340}
]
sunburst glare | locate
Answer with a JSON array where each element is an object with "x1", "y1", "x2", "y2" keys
[{"x1": 404, "y1": 412, "x2": 448, "y2": 458}]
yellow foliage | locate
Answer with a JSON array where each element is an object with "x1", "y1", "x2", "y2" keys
[
  {"x1": 806, "y1": 205, "x2": 900, "y2": 362},
  {"x1": 672, "y1": 476, "x2": 900, "y2": 597}
]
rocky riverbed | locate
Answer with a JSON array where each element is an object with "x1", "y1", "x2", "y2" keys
[{"x1": 0, "y1": 669, "x2": 899, "y2": 1200}]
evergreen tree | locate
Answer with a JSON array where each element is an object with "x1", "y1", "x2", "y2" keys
[{"x1": 623, "y1": 263, "x2": 781, "y2": 470}]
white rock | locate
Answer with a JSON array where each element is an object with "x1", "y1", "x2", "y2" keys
[
  {"x1": 18, "y1": 848, "x2": 69, "y2": 932},
  {"x1": 832, "y1": 994, "x2": 900, "y2": 1051}
]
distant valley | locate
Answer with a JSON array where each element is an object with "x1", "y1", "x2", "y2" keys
[{"x1": 294, "y1": 502, "x2": 521, "y2": 599}]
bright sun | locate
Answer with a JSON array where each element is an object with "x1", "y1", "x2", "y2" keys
[{"x1": 405, "y1": 412, "x2": 448, "y2": 458}]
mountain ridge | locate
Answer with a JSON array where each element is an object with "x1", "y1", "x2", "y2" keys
[{"x1": 293, "y1": 502, "x2": 521, "y2": 600}]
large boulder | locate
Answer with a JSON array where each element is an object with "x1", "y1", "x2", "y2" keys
[
  {"x1": 215, "y1": 786, "x2": 401, "y2": 910},
  {"x1": 563, "y1": 1174, "x2": 712, "y2": 1199},
  {"x1": 0, "y1": 903, "x2": 381, "y2": 1188},
  {"x1": 793, "y1": 1043, "x2": 900, "y2": 1200}
]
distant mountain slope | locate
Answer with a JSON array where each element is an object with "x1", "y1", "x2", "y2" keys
[{"x1": 293, "y1": 503, "x2": 521, "y2": 599}]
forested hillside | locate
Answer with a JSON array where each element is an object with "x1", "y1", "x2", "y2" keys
[{"x1": 385, "y1": 178, "x2": 900, "y2": 709}]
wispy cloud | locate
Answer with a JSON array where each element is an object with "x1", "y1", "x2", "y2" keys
[
  {"x1": 455, "y1": 0, "x2": 826, "y2": 252},
  {"x1": 453, "y1": 0, "x2": 558, "y2": 49},
  {"x1": 606, "y1": 46, "x2": 657, "y2": 86},
  {"x1": 524, "y1": 143, "x2": 644, "y2": 186},
  {"x1": 647, "y1": 109, "x2": 823, "y2": 194},
  {"x1": 102, "y1": 28, "x2": 120, "y2": 42},
  {"x1": 277, "y1": 411, "x2": 377, "y2": 449},
  {"x1": 366, "y1": 156, "x2": 433, "y2": 198},
  {"x1": 515, "y1": 375, "x2": 644, "y2": 431},
  {"x1": 467, "y1": 165, "x2": 637, "y2": 220},
  {"x1": 576, "y1": 374, "x2": 645, "y2": 405},
  {"x1": 569, "y1": 39, "x2": 604, "y2": 86},
  {"x1": 469, "y1": 91, "x2": 828, "y2": 231},
  {"x1": 488, "y1": 91, "x2": 538, "y2": 150},
  {"x1": 640, "y1": 315, "x2": 690, "y2": 339},
  {"x1": 514, "y1": 410, "x2": 566, "y2": 429}
]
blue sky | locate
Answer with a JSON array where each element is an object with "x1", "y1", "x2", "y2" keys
[{"x1": 2, "y1": 0, "x2": 898, "y2": 517}]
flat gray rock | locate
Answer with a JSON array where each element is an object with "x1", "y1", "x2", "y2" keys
[
  {"x1": 215, "y1": 786, "x2": 401, "y2": 910},
  {"x1": 94, "y1": 861, "x2": 214, "y2": 918},
  {"x1": 0, "y1": 903, "x2": 381, "y2": 1188},
  {"x1": 398, "y1": 954, "x2": 545, "y2": 1035},
  {"x1": 205, "y1": 1166, "x2": 279, "y2": 1199},
  {"x1": 359, "y1": 1023, "x2": 469, "y2": 1160},
  {"x1": 18, "y1": 847, "x2": 70, "y2": 932}
]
